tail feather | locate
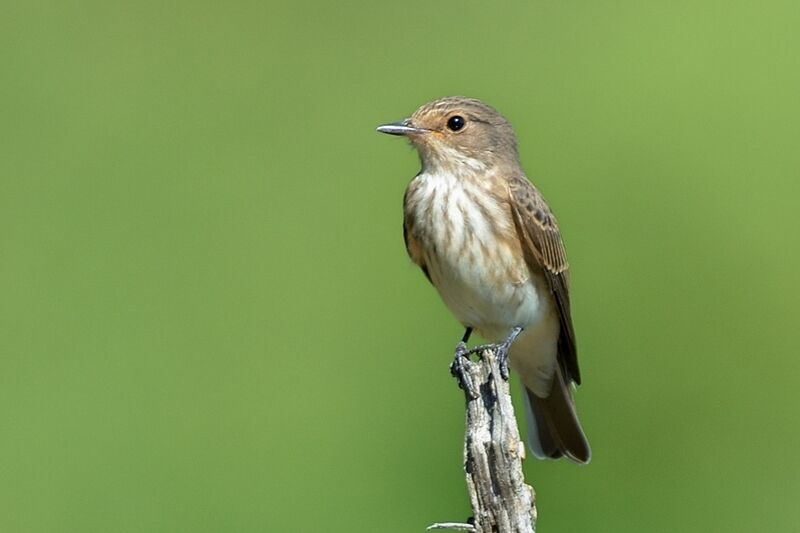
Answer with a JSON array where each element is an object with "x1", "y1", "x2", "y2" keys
[{"x1": 523, "y1": 366, "x2": 591, "y2": 464}]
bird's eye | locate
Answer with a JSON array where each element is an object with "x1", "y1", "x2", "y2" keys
[{"x1": 447, "y1": 115, "x2": 466, "y2": 132}]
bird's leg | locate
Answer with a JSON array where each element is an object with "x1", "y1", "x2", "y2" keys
[
  {"x1": 465, "y1": 326, "x2": 524, "y2": 381},
  {"x1": 451, "y1": 327, "x2": 479, "y2": 399},
  {"x1": 495, "y1": 326, "x2": 523, "y2": 380},
  {"x1": 455, "y1": 327, "x2": 473, "y2": 357}
]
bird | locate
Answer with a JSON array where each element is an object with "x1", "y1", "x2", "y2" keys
[{"x1": 376, "y1": 96, "x2": 590, "y2": 464}]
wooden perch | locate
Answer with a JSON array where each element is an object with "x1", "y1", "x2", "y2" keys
[{"x1": 429, "y1": 348, "x2": 536, "y2": 533}]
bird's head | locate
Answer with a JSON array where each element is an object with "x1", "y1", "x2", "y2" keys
[{"x1": 377, "y1": 96, "x2": 519, "y2": 173}]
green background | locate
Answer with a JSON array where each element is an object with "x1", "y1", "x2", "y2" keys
[{"x1": 2, "y1": 1, "x2": 799, "y2": 531}]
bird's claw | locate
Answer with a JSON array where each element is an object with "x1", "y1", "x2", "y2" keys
[
  {"x1": 454, "y1": 341, "x2": 470, "y2": 359},
  {"x1": 496, "y1": 326, "x2": 523, "y2": 380},
  {"x1": 495, "y1": 340, "x2": 512, "y2": 381},
  {"x1": 464, "y1": 327, "x2": 523, "y2": 382},
  {"x1": 451, "y1": 327, "x2": 523, "y2": 393},
  {"x1": 451, "y1": 342, "x2": 479, "y2": 399}
]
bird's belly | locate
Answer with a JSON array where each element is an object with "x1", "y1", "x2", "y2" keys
[
  {"x1": 405, "y1": 170, "x2": 551, "y2": 340},
  {"x1": 404, "y1": 169, "x2": 563, "y2": 397},
  {"x1": 427, "y1": 241, "x2": 559, "y2": 396},
  {"x1": 426, "y1": 240, "x2": 545, "y2": 341}
]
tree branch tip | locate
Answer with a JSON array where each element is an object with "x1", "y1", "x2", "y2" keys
[{"x1": 426, "y1": 522, "x2": 477, "y2": 531}]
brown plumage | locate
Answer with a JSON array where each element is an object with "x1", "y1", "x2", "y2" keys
[{"x1": 378, "y1": 96, "x2": 590, "y2": 464}]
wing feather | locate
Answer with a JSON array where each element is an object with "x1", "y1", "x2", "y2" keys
[
  {"x1": 508, "y1": 175, "x2": 581, "y2": 385},
  {"x1": 403, "y1": 185, "x2": 432, "y2": 284}
]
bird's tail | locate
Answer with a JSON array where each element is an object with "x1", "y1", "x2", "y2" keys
[{"x1": 522, "y1": 365, "x2": 591, "y2": 464}]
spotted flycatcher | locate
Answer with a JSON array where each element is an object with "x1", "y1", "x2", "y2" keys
[{"x1": 377, "y1": 96, "x2": 590, "y2": 463}]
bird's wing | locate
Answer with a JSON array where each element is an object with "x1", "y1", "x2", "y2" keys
[
  {"x1": 508, "y1": 175, "x2": 580, "y2": 384},
  {"x1": 403, "y1": 186, "x2": 432, "y2": 284},
  {"x1": 403, "y1": 222, "x2": 431, "y2": 283}
]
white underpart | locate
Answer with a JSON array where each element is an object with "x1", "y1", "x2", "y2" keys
[
  {"x1": 408, "y1": 162, "x2": 560, "y2": 395},
  {"x1": 413, "y1": 175, "x2": 558, "y2": 390}
]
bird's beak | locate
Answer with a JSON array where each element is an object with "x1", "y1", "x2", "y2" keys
[{"x1": 376, "y1": 119, "x2": 429, "y2": 136}]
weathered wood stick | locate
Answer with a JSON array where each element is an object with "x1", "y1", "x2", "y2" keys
[{"x1": 430, "y1": 348, "x2": 536, "y2": 533}]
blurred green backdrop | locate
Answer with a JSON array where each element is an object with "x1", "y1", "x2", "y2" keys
[{"x1": 2, "y1": 1, "x2": 799, "y2": 531}]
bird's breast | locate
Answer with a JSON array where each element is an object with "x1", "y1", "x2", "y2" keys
[{"x1": 404, "y1": 170, "x2": 546, "y2": 337}]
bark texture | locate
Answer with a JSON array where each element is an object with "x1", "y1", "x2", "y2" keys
[{"x1": 430, "y1": 348, "x2": 536, "y2": 533}]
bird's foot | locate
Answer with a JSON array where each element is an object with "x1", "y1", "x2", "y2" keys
[
  {"x1": 450, "y1": 341, "x2": 479, "y2": 399},
  {"x1": 494, "y1": 326, "x2": 523, "y2": 380},
  {"x1": 463, "y1": 326, "x2": 524, "y2": 381}
]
